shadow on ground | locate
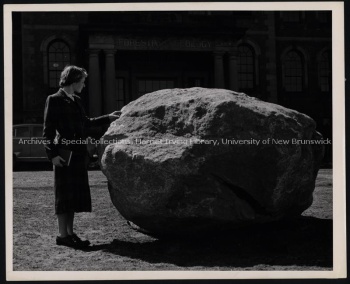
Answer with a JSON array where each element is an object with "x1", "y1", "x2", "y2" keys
[{"x1": 81, "y1": 216, "x2": 332, "y2": 268}]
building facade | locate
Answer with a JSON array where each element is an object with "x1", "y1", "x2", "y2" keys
[{"x1": 13, "y1": 11, "x2": 332, "y2": 142}]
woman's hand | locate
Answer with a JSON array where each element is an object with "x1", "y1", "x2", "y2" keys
[
  {"x1": 52, "y1": 156, "x2": 66, "y2": 167},
  {"x1": 109, "y1": 111, "x2": 122, "y2": 122}
]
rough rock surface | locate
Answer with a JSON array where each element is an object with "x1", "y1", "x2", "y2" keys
[{"x1": 99, "y1": 88, "x2": 324, "y2": 235}]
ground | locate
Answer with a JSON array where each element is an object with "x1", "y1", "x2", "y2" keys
[{"x1": 12, "y1": 168, "x2": 332, "y2": 271}]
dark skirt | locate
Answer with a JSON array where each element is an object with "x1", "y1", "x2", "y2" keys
[{"x1": 54, "y1": 152, "x2": 91, "y2": 214}]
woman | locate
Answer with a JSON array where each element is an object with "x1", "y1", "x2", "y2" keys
[{"x1": 43, "y1": 65, "x2": 120, "y2": 248}]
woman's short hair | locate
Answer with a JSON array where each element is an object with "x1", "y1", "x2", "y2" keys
[{"x1": 59, "y1": 65, "x2": 88, "y2": 87}]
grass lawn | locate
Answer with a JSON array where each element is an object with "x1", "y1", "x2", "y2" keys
[{"x1": 12, "y1": 169, "x2": 332, "y2": 271}]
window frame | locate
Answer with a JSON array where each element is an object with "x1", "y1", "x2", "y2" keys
[
  {"x1": 115, "y1": 77, "x2": 126, "y2": 110},
  {"x1": 282, "y1": 49, "x2": 306, "y2": 93},
  {"x1": 13, "y1": 126, "x2": 31, "y2": 138},
  {"x1": 136, "y1": 78, "x2": 177, "y2": 98},
  {"x1": 318, "y1": 49, "x2": 331, "y2": 92},
  {"x1": 237, "y1": 44, "x2": 256, "y2": 92},
  {"x1": 47, "y1": 39, "x2": 71, "y2": 89}
]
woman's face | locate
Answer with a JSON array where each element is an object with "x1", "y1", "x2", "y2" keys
[{"x1": 73, "y1": 77, "x2": 86, "y2": 93}]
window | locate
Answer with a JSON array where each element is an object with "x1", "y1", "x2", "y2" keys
[
  {"x1": 116, "y1": 78, "x2": 126, "y2": 110},
  {"x1": 14, "y1": 127, "x2": 30, "y2": 138},
  {"x1": 188, "y1": 78, "x2": 203, "y2": 87},
  {"x1": 319, "y1": 50, "x2": 331, "y2": 92},
  {"x1": 137, "y1": 79, "x2": 175, "y2": 97},
  {"x1": 238, "y1": 45, "x2": 255, "y2": 90},
  {"x1": 48, "y1": 40, "x2": 70, "y2": 88},
  {"x1": 33, "y1": 126, "x2": 43, "y2": 138},
  {"x1": 283, "y1": 51, "x2": 304, "y2": 92}
]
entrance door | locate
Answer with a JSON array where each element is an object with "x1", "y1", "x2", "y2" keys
[
  {"x1": 116, "y1": 50, "x2": 211, "y2": 101},
  {"x1": 136, "y1": 78, "x2": 176, "y2": 98}
]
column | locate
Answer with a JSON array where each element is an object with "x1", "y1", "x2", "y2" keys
[
  {"x1": 88, "y1": 49, "x2": 102, "y2": 116},
  {"x1": 104, "y1": 49, "x2": 117, "y2": 113},
  {"x1": 228, "y1": 51, "x2": 239, "y2": 91},
  {"x1": 214, "y1": 51, "x2": 225, "y2": 88}
]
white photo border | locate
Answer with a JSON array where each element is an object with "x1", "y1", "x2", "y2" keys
[{"x1": 4, "y1": 1, "x2": 346, "y2": 280}]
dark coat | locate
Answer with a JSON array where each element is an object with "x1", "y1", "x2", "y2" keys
[
  {"x1": 43, "y1": 88, "x2": 110, "y2": 160},
  {"x1": 43, "y1": 89, "x2": 110, "y2": 214}
]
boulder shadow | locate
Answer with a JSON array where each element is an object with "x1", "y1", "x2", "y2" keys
[{"x1": 101, "y1": 216, "x2": 332, "y2": 269}]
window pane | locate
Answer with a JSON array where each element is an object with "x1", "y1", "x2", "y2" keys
[
  {"x1": 137, "y1": 79, "x2": 175, "y2": 97},
  {"x1": 49, "y1": 45, "x2": 57, "y2": 52},
  {"x1": 167, "y1": 81, "x2": 174, "y2": 88},
  {"x1": 138, "y1": 80, "x2": 143, "y2": 90},
  {"x1": 145, "y1": 81, "x2": 152, "y2": 92},
  {"x1": 238, "y1": 44, "x2": 255, "y2": 90},
  {"x1": 49, "y1": 53, "x2": 56, "y2": 62},
  {"x1": 319, "y1": 51, "x2": 330, "y2": 92},
  {"x1": 116, "y1": 78, "x2": 126, "y2": 110},
  {"x1": 194, "y1": 79, "x2": 202, "y2": 87},
  {"x1": 160, "y1": 81, "x2": 167, "y2": 89},
  {"x1": 284, "y1": 51, "x2": 303, "y2": 92},
  {"x1": 33, "y1": 127, "x2": 43, "y2": 137},
  {"x1": 48, "y1": 40, "x2": 70, "y2": 88},
  {"x1": 153, "y1": 81, "x2": 160, "y2": 90},
  {"x1": 15, "y1": 127, "x2": 30, "y2": 137},
  {"x1": 50, "y1": 79, "x2": 57, "y2": 87},
  {"x1": 56, "y1": 42, "x2": 63, "y2": 49},
  {"x1": 49, "y1": 72, "x2": 57, "y2": 80}
]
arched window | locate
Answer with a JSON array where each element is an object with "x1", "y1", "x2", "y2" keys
[
  {"x1": 318, "y1": 50, "x2": 331, "y2": 92},
  {"x1": 283, "y1": 50, "x2": 304, "y2": 92},
  {"x1": 48, "y1": 40, "x2": 70, "y2": 88},
  {"x1": 237, "y1": 44, "x2": 255, "y2": 90}
]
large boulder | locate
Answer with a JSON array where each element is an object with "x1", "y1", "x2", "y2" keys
[{"x1": 98, "y1": 88, "x2": 324, "y2": 235}]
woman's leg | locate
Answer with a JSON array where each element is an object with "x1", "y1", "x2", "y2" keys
[
  {"x1": 66, "y1": 212, "x2": 90, "y2": 245},
  {"x1": 67, "y1": 212, "x2": 75, "y2": 235},
  {"x1": 57, "y1": 213, "x2": 68, "y2": 237}
]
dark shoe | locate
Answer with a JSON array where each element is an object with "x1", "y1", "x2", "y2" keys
[
  {"x1": 56, "y1": 235, "x2": 77, "y2": 248},
  {"x1": 70, "y1": 233, "x2": 90, "y2": 247}
]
